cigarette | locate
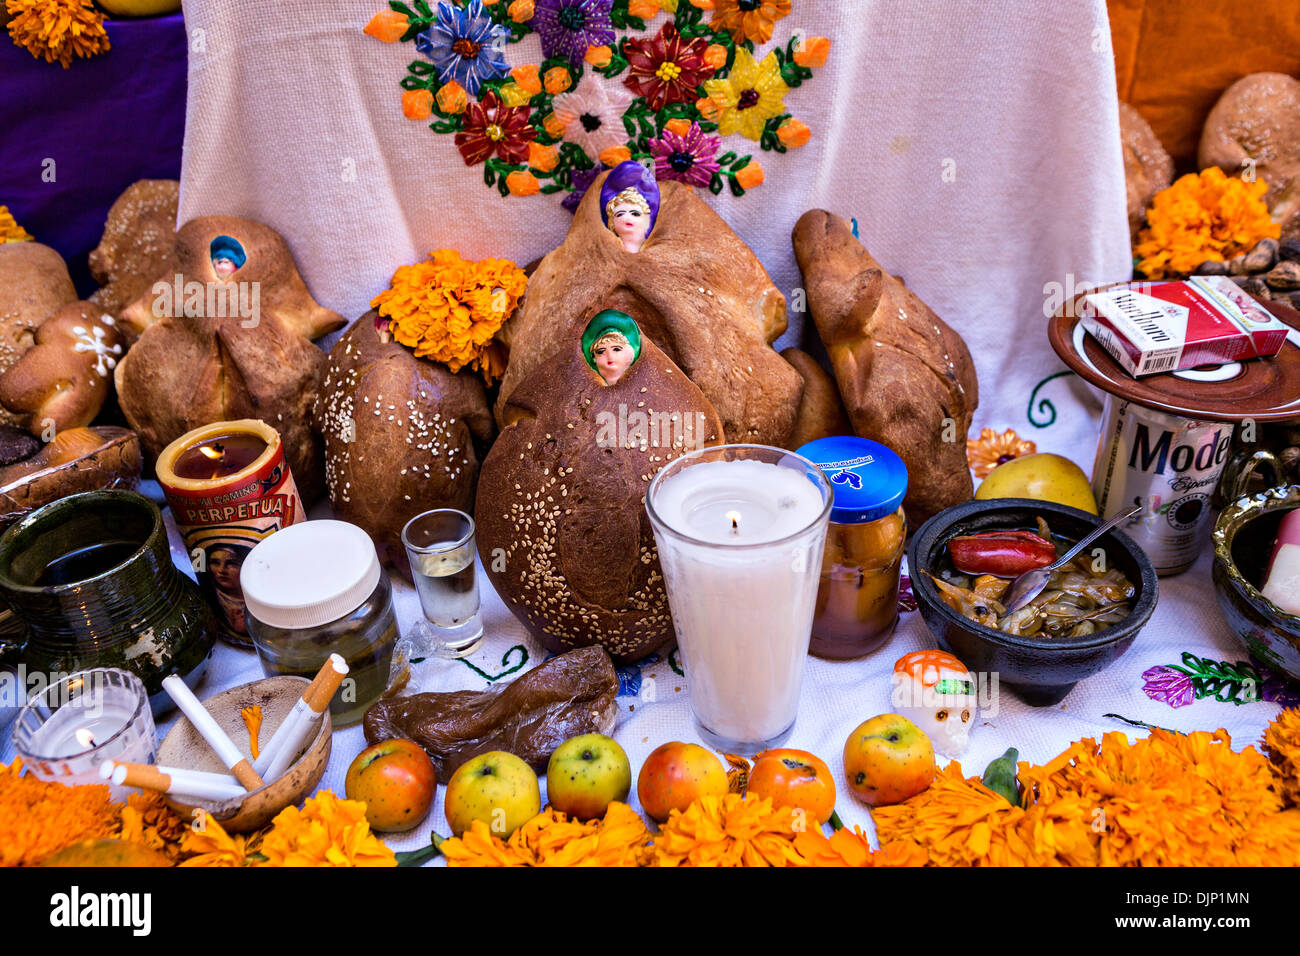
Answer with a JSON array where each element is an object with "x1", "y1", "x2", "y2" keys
[
  {"x1": 162, "y1": 675, "x2": 264, "y2": 791},
  {"x1": 102, "y1": 761, "x2": 247, "y2": 802},
  {"x1": 256, "y1": 654, "x2": 348, "y2": 782}
]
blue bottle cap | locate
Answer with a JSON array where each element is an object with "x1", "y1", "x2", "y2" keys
[{"x1": 796, "y1": 436, "x2": 908, "y2": 524}]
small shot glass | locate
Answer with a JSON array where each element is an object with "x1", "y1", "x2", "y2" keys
[{"x1": 401, "y1": 509, "x2": 485, "y2": 658}]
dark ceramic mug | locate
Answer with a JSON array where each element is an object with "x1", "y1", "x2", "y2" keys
[{"x1": 0, "y1": 490, "x2": 216, "y2": 715}]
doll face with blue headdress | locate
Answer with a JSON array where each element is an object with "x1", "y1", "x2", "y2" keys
[{"x1": 600, "y1": 161, "x2": 660, "y2": 254}]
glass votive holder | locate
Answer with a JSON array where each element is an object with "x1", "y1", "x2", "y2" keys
[
  {"x1": 10, "y1": 667, "x2": 156, "y2": 799},
  {"x1": 402, "y1": 509, "x2": 485, "y2": 658}
]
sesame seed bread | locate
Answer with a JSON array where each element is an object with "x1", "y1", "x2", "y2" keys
[
  {"x1": 792, "y1": 209, "x2": 979, "y2": 526},
  {"x1": 476, "y1": 330, "x2": 723, "y2": 664},
  {"x1": 0, "y1": 242, "x2": 77, "y2": 427},
  {"x1": 313, "y1": 314, "x2": 494, "y2": 578}
]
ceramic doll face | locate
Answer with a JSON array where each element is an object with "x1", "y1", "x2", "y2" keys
[
  {"x1": 592, "y1": 335, "x2": 634, "y2": 385},
  {"x1": 891, "y1": 650, "x2": 977, "y2": 756},
  {"x1": 212, "y1": 256, "x2": 238, "y2": 279},
  {"x1": 609, "y1": 199, "x2": 651, "y2": 253}
]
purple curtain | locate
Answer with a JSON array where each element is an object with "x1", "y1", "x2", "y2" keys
[{"x1": 0, "y1": 12, "x2": 187, "y2": 295}]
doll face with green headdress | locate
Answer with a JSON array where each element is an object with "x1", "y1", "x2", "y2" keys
[{"x1": 582, "y1": 309, "x2": 642, "y2": 386}]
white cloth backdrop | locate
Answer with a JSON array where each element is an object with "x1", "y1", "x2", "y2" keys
[{"x1": 9, "y1": 0, "x2": 1280, "y2": 861}]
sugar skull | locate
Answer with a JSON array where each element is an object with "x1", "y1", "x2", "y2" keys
[{"x1": 891, "y1": 649, "x2": 977, "y2": 756}]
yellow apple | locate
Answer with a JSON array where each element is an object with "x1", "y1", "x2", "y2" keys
[
  {"x1": 842, "y1": 714, "x2": 935, "y2": 806},
  {"x1": 96, "y1": 0, "x2": 182, "y2": 17},
  {"x1": 546, "y1": 733, "x2": 631, "y2": 821},
  {"x1": 444, "y1": 751, "x2": 540, "y2": 838},
  {"x1": 975, "y1": 453, "x2": 1098, "y2": 514}
]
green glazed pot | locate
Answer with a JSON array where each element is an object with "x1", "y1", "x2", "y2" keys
[
  {"x1": 0, "y1": 490, "x2": 216, "y2": 715},
  {"x1": 1211, "y1": 484, "x2": 1300, "y2": 682}
]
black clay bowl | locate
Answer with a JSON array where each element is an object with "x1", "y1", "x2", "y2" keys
[
  {"x1": 1212, "y1": 485, "x2": 1300, "y2": 681},
  {"x1": 908, "y1": 498, "x2": 1159, "y2": 706}
]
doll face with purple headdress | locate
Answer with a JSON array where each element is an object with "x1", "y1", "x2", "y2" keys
[{"x1": 600, "y1": 161, "x2": 660, "y2": 254}]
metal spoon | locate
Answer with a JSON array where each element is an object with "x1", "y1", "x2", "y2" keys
[{"x1": 999, "y1": 505, "x2": 1142, "y2": 614}]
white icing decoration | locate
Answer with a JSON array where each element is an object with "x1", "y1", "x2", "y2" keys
[{"x1": 72, "y1": 324, "x2": 123, "y2": 377}]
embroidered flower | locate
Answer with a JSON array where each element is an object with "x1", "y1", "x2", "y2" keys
[
  {"x1": 623, "y1": 22, "x2": 715, "y2": 111},
  {"x1": 437, "y1": 80, "x2": 469, "y2": 114},
  {"x1": 561, "y1": 165, "x2": 602, "y2": 212},
  {"x1": 402, "y1": 88, "x2": 435, "y2": 120},
  {"x1": 649, "y1": 121, "x2": 721, "y2": 188},
  {"x1": 364, "y1": 10, "x2": 410, "y2": 42},
  {"x1": 966, "y1": 427, "x2": 1037, "y2": 477},
  {"x1": 709, "y1": 0, "x2": 790, "y2": 45},
  {"x1": 454, "y1": 89, "x2": 536, "y2": 165},
  {"x1": 734, "y1": 158, "x2": 763, "y2": 189},
  {"x1": 531, "y1": 0, "x2": 615, "y2": 67},
  {"x1": 550, "y1": 71, "x2": 635, "y2": 160},
  {"x1": 415, "y1": 0, "x2": 512, "y2": 97},
  {"x1": 1141, "y1": 665, "x2": 1196, "y2": 708},
  {"x1": 701, "y1": 47, "x2": 788, "y2": 140},
  {"x1": 6, "y1": 0, "x2": 110, "y2": 68}
]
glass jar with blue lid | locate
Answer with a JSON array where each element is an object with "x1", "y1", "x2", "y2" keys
[{"x1": 796, "y1": 436, "x2": 909, "y2": 659}]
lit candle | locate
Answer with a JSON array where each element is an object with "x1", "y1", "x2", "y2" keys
[{"x1": 646, "y1": 448, "x2": 832, "y2": 754}]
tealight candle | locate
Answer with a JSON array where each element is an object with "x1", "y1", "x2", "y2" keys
[
  {"x1": 10, "y1": 668, "x2": 156, "y2": 799},
  {"x1": 646, "y1": 445, "x2": 832, "y2": 754}
]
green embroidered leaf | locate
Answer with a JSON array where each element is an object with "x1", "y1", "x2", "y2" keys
[
  {"x1": 717, "y1": 150, "x2": 737, "y2": 166},
  {"x1": 430, "y1": 118, "x2": 460, "y2": 134},
  {"x1": 408, "y1": 60, "x2": 436, "y2": 76},
  {"x1": 760, "y1": 114, "x2": 788, "y2": 153},
  {"x1": 728, "y1": 175, "x2": 745, "y2": 197},
  {"x1": 611, "y1": 10, "x2": 646, "y2": 31},
  {"x1": 730, "y1": 154, "x2": 751, "y2": 172},
  {"x1": 412, "y1": 0, "x2": 432, "y2": 17},
  {"x1": 401, "y1": 75, "x2": 430, "y2": 91},
  {"x1": 540, "y1": 183, "x2": 566, "y2": 194},
  {"x1": 708, "y1": 173, "x2": 723, "y2": 195},
  {"x1": 388, "y1": 0, "x2": 416, "y2": 16},
  {"x1": 400, "y1": 22, "x2": 425, "y2": 42}
]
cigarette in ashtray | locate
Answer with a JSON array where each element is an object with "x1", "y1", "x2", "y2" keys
[
  {"x1": 253, "y1": 654, "x2": 348, "y2": 781},
  {"x1": 161, "y1": 675, "x2": 264, "y2": 791},
  {"x1": 101, "y1": 761, "x2": 246, "y2": 802}
]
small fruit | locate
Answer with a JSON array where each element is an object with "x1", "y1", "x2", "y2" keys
[
  {"x1": 842, "y1": 714, "x2": 936, "y2": 806},
  {"x1": 745, "y1": 748, "x2": 836, "y2": 825},
  {"x1": 444, "y1": 750, "x2": 541, "y2": 838},
  {"x1": 96, "y1": 0, "x2": 182, "y2": 16},
  {"x1": 975, "y1": 452, "x2": 1098, "y2": 514},
  {"x1": 636, "y1": 741, "x2": 728, "y2": 822},
  {"x1": 345, "y1": 738, "x2": 437, "y2": 832},
  {"x1": 546, "y1": 733, "x2": 631, "y2": 821}
]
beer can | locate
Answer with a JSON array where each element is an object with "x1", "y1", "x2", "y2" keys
[
  {"x1": 156, "y1": 419, "x2": 304, "y2": 647},
  {"x1": 1091, "y1": 395, "x2": 1233, "y2": 575}
]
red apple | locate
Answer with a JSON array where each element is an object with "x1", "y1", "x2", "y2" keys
[
  {"x1": 636, "y1": 741, "x2": 728, "y2": 822},
  {"x1": 345, "y1": 738, "x2": 436, "y2": 832}
]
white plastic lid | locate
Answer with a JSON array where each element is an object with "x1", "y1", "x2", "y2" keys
[{"x1": 240, "y1": 520, "x2": 382, "y2": 629}]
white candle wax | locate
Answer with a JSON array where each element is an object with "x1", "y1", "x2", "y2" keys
[
  {"x1": 27, "y1": 705, "x2": 137, "y2": 759},
  {"x1": 649, "y1": 457, "x2": 829, "y2": 749}
]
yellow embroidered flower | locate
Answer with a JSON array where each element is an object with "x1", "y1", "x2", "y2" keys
[
  {"x1": 701, "y1": 47, "x2": 789, "y2": 141},
  {"x1": 651, "y1": 793, "x2": 809, "y2": 867},
  {"x1": 255, "y1": 792, "x2": 396, "y2": 867},
  {"x1": 0, "y1": 206, "x2": 33, "y2": 243},
  {"x1": 966, "y1": 427, "x2": 1037, "y2": 477},
  {"x1": 440, "y1": 803, "x2": 653, "y2": 866},
  {"x1": 6, "y1": 0, "x2": 110, "y2": 68},
  {"x1": 709, "y1": 0, "x2": 789, "y2": 45},
  {"x1": 179, "y1": 811, "x2": 249, "y2": 867},
  {"x1": 497, "y1": 81, "x2": 533, "y2": 108},
  {"x1": 1134, "y1": 167, "x2": 1280, "y2": 279},
  {"x1": 371, "y1": 249, "x2": 525, "y2": 383}
]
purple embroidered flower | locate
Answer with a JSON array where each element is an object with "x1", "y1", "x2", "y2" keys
[
  {"x1": 648, "y1": 122, "x2": 721, "y2": 188},
  {"x1": 415, "y1": 0, "x2": 511, "y2": 97},
  {"x1": 562, "y1": 165, "x2": 602, "y2": 213},
  {"x1": 1141, "y1": 665, "x2": 1195, "y2": 708},
  {"x1": 897, "y1": 574, "x2": 917, "y2": 614},
  {"x1": 531, "y1": 0, "x2": 615, "y2": 67}
]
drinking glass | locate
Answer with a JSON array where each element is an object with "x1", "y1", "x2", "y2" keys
[{"x1": 402, "y1": 509, "x2": 485, "y2": 658}]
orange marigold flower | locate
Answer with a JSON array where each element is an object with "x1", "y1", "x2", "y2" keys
[
  {"x1": 372, "y1": 249, "x2": 527, "y2": 383},
  {"x1": 507, "y1": 0, "x2": 534, "y2": 21},
  {"x1": 966, "y1": 427, "x2": 1037, "y2": 477},
  {"x1": 776, "y1": 116, "x2": 810, "y2": 149},
  {"x1": 436, "y1": 80, "x2": 468, "y2": 114},
  {"x1": 702, "y1": 42, "x2": 728, "y2": 70},
  {"x1": 256, "y1": 792, "x2": 395, "y2": 867},
  {"x1": 793, "y1": 35, "x2": 831, "y2": 68},
  {"x1": 402, "y1": 88, "x2": 434, "y2": 120},
  {"x1": 710, "y1": 0, "x2": 790, "y2": 45},
  {"x1": 441, "y1": 803, "x2": 653, "y2": 866},
  {"x1": 734, "y1": 159, "x2": 764, "y2": 190},
  {"x1": 599, "y1": 145, "x2": 632, "y2": 167},
  {"x1": 652, "y1": 793, "x2": 809, "y2": 867},
  {"x1": 528, "y1": 141, "x2": 559, "y2": 173},
  {"x1": 1135, "y1": 166, "x2": 1280, "y2": 279},
  {"x1": 542, "y1": 111, "x2": 566, "y2": 138},
  {"x1": 695, "y1": 95, "x2": 723, "y2": 122},
  {"x1": 584, "y1": 44, "x2": 613, "y2": 67},
  {"x1": 544, "y1": 66, "x2": 572, "y2": 94},
  {"x1": 114, "y1": 791, "x2": 191, "y2": 865},
  {"x1": 7, "y1": 0, "x2": 109, "y2": 68},
  {"x1": 363, "y1": 9, "x2": 409, "y2": 42},
  {"x1": 0, "y1": 206, "x2": 33, "y2": 243},
  {"x1": 179, "y1": 811, "x2": 249, "y2": 867},
  {"x1": 0, "y1": 761, "x2": 119, "y2": 866},
  {"x1": 1264, "y1": 705, "x2": 1300, "y2": 809},
  {"x1": 507, "y1": 170, "x2": 541, "y2": 196},
  {"x1": 511, "y1": 63, "x2": 543, "y2": 96},
  {"x1": 628, "y1": 0, "x2": 661, "y2": 18}
]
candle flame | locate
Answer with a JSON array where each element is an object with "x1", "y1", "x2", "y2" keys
[
  {"x1": 726, "y1": 510, "x2": 741, "y2": 532},
  {"x1": 198, "y1": 443, "x2": 224, "y2": 461},
  {"x1": 75, "y1": 728, "x2": 96, "y2": 748}
]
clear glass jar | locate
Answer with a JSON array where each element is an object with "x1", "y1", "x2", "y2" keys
[
  {"x1": 797, "y1": 436, "x2": 910, "y2": 660},
  {"x1": 241, "y1": 520, "x2": 399, "y2": 726}
]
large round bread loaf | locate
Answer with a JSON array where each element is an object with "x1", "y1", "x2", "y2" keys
[
  {"x1": 477, "y1": 330, "x2": 722, "y2": 663},
  {"x1": 313, "y1": 314, "x2": 494, "y2": 577}
]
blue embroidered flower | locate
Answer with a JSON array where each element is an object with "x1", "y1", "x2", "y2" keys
[{"x1": 416, "y1": 0, "x2": 511, "y2": 97}]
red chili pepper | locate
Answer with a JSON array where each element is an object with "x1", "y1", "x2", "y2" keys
[{"x1": 946, "y1": 530, "x2": 1057, "y2": 577}]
